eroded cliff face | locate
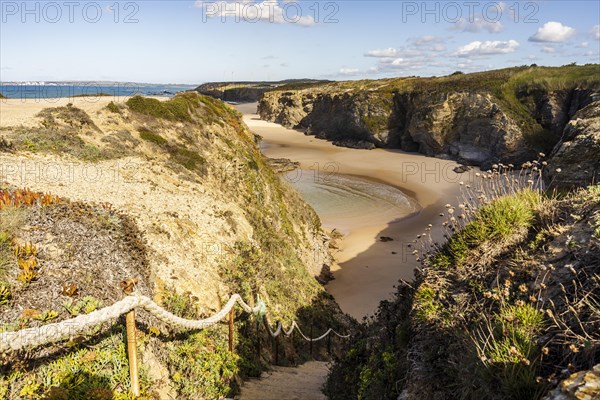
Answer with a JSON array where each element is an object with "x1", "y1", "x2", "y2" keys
[
  {"x1": 258, "y1": 66, "x2": 600, "y2": 168},
  {"x1": 547, "y1": 100, "x2": 600, "y2": 189}
]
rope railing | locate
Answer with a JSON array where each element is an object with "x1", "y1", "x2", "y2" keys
[
  {"x1": 0, "y1": 293, "x2": 262, "y2": 354},
  {"x1": 263, "y1": 318, "x2": 349, "y2": 341},
  {"x1": 0, "y1": 287, "x2": 349, "y2": 398}
]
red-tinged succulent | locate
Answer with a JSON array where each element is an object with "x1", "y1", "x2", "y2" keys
[{"x1": 0, "y1": 188, "x2": 61, "y2": 210}]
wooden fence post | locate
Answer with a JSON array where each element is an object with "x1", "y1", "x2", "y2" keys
[
  {"x1": 121, "y1": 278, "x2": 140, "y2": 398},
  {"x1": 274, "y1": 321, "x2": 280, "y2": 365},
  {"x1": 126, "y1": 310, "x2": 140, "y2": 397},
  {"x1": 309, "y1": 322, "x2": 313, "y2": 358},
  {"x1": 256, "y1": 320, "x2": 261, "y2": 359},
  {"x1": 228, "y1": 309, "x2": 234, "y2": 352}
]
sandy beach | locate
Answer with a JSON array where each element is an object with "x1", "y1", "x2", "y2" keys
[{"x1": 237, "y1": 103, "x2": 469, "y2": 319}]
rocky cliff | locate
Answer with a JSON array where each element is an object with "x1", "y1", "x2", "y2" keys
[
  {"x1": 196, "y1": 79, "x2": 330, "y2": 103},
  {"x1": 547, "y1": 100, "x2": 600, "y2": 189},
  {"x1": 258, "y1": 65, "x2": 600, "y2": 169}
]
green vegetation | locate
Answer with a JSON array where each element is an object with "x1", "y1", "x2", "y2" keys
[
  {"x1": 0, "y1": 93, "x2": 6, "y2": 99},
  {"x1": 3, "y1": 127, "x2": 111, "y2": 161},
  {"x1": 106, "y1": 101, "x2": 121, "y2": 114},
  {"x1": 125, "y1": 93, "x2": 203, "y2": 122},
  {"x1": 169, "y1": 147, "x2": 206, "y2": 171},
  {"x1": 327, "y1": 181, "x2": 600, "y2": 400},
  {"x1": 38, "y1": 104, "x2": 98, "y2": 129},
  {"x1": 63, "y1": 296, "x2": 102, "y2": 316},
  {"x1": 1, "y1": 326, "x2": 152, "y2": 400},
  {"x1": 0, "y1": 105, "x2": 131, "y2": 161},
  {"x1": 436, "y1": 189, "x2": 541, "y2": 268},
  {"x1": 137, "y1": 126, "x2": 206, "y2": 173},
  {"x1": 161, "y1": 290, "x2": 239, "y2": 399},
  {"x1": 138, "y1": 127, "x2": 168, "y2": 145}
]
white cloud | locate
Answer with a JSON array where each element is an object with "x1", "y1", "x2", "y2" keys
[
  {"x1": 454, "y1": 17, "x2": 503, "y2": 33},
  {"x1": 541, "y1": 46, "x2": 556, "y2": 53},
  {"x1": 377, "y1": 57, "x2": 408, "y2": 66},
  {"x1": 194, "y1": 0, "x2": 315, "y2": 27},
  {"x1": 529, "y1": 22, "x2": 576, "y2": 43},
  {"x1": 577, "y1": 42, "x2": 589, "y2": 48},
  {"x1": 592, "y1": 25, "x2": 600, "y2": 40},
  {"x1": 412, "y1": 35, "x2": 446, "y2": 52},
  {"x1": 365, "y1": 48, "x2": 398, "y2": 58},
  {"x1": 397, "y1": 49, "x2": 422, "y2": 58},
  {"x1": 375, "y1": 57, "x2": 438, "y2": 72},
  {"x1": 339, "y1": 68, "x2": 360, "y2": 76},
  {"x1": 455, "y1": 40, "x2": 520, "y2": 57},
  {"x1": 414, "y1": 35, "x2": 440, "y2": 45}
]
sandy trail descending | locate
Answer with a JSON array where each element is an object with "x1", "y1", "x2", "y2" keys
[
  {"x1": 239, "y1": 361, "x2": 329, "y2": 400},
  {"x1": 238, "y1": 103, "x2": 471, "y2": 319}
]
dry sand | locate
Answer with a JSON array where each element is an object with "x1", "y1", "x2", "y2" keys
[
  {"x1": 0, "y1": 96, "x2": 142, "y2": 126},
  {"x1": 238, "y1": 103, "x2": 471, "y2": 319}
]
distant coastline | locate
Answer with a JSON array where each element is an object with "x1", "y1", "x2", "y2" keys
[{"x1": 0, "y1": 82, "x2": 196, "y2": 99}]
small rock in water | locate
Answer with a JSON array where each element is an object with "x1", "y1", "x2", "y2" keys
[
  {"x1": 391, "y1": 251, "x2": 397, "y2": 255},
  {"x1": 332, "y1": 139, "x2": 376, "y2": 150},
  {"x1": 380, "y1": 236, "x2": 394, "y2": 242},
  {"x1": 453, "y1": 165, "x2": 472, "y2": 174}
]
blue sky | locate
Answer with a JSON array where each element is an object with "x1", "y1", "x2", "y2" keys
[{"x1": 1, "y1": 0, "x2": 598, "y2": 84}]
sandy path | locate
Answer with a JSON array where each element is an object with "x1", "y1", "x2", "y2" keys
[
  {"x1": 239, "y1": 361, "x2": 329, "y2": 400},
  {"x1": 238, "y1": 104, "x2": 470, "y2": 319}
]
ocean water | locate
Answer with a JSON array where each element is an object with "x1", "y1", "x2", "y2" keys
[
  {"x1": 0, "y1": 83, "x2": 197, "y2": 100},
  {"x1": 282, "y1": 169, "x2": 417, "y2": 228}
]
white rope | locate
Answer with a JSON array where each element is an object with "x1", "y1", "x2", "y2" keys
[
  {"x1": 0, "y1": 293, "x2": 262, "y2": 353},
  {"x1": 264, "y1": 318, "x2": 295, "y2": 338},
  {"x1": 263, "y1": 319, "x2": 349, "y2": 341},
  {"x1": 292, "y1": 323, "x2": 350, "y2": 342}
]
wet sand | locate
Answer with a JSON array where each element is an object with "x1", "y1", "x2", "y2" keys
[{"x1": 237, "y1": 103, "x2": 469, "y2": 319}]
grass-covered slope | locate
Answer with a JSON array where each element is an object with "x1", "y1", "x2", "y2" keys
[
  {"x1": 0, "y1": 93, "x2": 347, "y2": 399},
  {"x1": 326, "y1": 168, "x2": 599, "y2": 399}
]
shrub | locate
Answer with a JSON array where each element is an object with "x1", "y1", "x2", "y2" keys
[
  {"x1": 106, "y1": 101, "x2": 121, "y2": 114},
  {"x1": 125, "y1": 94, "x2": 202, "y2": 122},
  {"x1": 138, "y1": 128, "x2": 167, "y2": 146}
]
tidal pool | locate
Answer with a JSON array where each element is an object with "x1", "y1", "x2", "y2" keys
[{"x1": 282, "y1": 169, "x2": 419, "y2": 232}]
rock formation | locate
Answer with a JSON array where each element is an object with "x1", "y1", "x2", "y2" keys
[{"x1": 258, "y1": 65, "x2": 600, "y2": 169}]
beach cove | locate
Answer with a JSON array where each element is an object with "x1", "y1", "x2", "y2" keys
[{"x1": 237, "y1": 103, "x2": 469, "y2": 319}]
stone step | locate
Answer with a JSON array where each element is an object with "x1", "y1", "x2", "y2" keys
[{"x1": 239, "y1": 361, "x2": 329, "y2": 400}]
